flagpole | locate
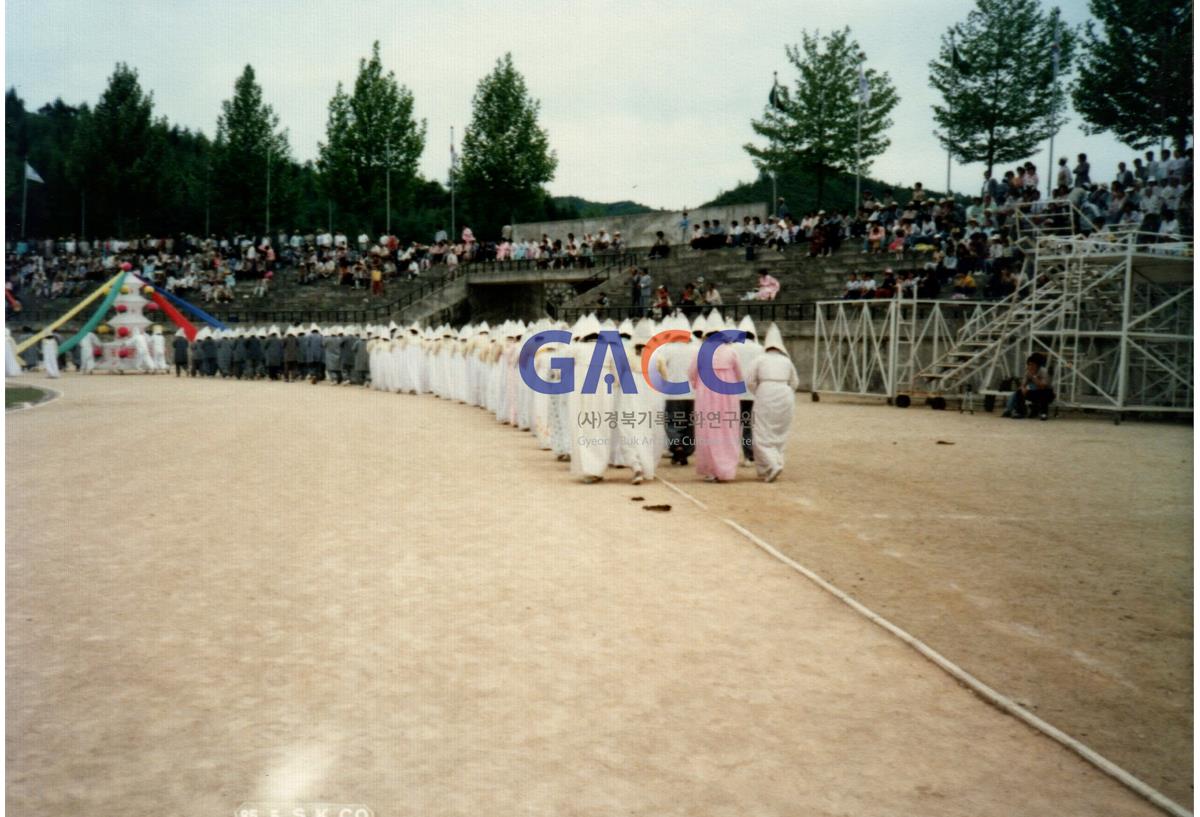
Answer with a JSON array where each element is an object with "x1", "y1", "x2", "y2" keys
[
  {"x1": 450, "y1": 126, "x2": 456, "y2": 239},
  {"x1": 265, "y1": 140, "x2": 272, "y2": 237},
  {"x1": 855, "y1": 55, "x2": 866, "y2": 207},
  {"x1": 1046, "y1": 17, "x2": 1060, "y2": 198},
  {"x1": 386, "y1": 136, "x2": 392, "y2": 235},
  {"x1": 22, "y1": 162, "x2": 28, "y2": 239}
]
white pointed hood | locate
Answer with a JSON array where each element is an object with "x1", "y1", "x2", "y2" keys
[
  {"x1": 578, "y1": 313, "x2": 601, "y2": 340},
  {"x1": 617, "y1": 318, "x2": 634, "y2": 338},
  {"x1": 763, "y1": 323, "x2": 787, "y2": 354},
  {"x1": 738, "y1": 314, "x2": 758, "y2": 342},
  {"x1": 690, "y1": 314, "x2": 705, "y2": 337},
  {"x1": 703, "y1": 309, "x2": 725, "y2": 336}
]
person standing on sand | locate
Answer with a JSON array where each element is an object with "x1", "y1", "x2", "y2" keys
[
  {"x1": 744, "y1": 324, "x2": 799, "y2": 482},
  {"x1": 689, "y1": 310, "x2": 744, "y2": 483}
]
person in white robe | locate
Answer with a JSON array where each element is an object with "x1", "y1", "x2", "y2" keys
[
  {"x1": 5, "y1": 328, "x2": 24, "y2": 376},
  {"x1": 622, "y1": 318, "x2": 669, "y2": 484},
  {"x1": 548, "y1": 320, "x2": 574, "y2": 460},
  {"x1": 569, "y1": 314, "x2": 616, "y2": 482},
  {"x1": 149, "y1": 326, "x2": 168, "y2": 372},
  {"x1": 41, "y1": 333, "x2": 61, "y2": 378},
  {"x1": 744, "y1": 323, "x2": 800, "y2": 482},
  {"x1": 607, "y1": 319, "x2": 634, "y2": 468}
]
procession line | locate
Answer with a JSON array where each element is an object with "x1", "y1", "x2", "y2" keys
[{"x1": 657, "y1": 476, "x2": 1191, "y2": 817}]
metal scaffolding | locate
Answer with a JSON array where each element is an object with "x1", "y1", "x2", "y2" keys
[{"x1": 812, "y1": 225, "x2": 1193, "y2": 420}]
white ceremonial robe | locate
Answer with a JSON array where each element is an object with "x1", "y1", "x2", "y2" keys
[
  {"x1": 5, "y1": 330, "x2": 23, "y2": 376},
  {"x1": 621, "y1": 351, "x2": 668, "y2": 481},
  {"x1": 568, "y1": 340, "x2": 616, "y2": 479},
  {"x1": 745, "y1": 351, "x2": 800, "y2": 478},
  {"x1": 150, "y1": 334, "x2": 168, "y2": 372},
  {"x1": 132, "y1": 333, "x2": 153, "y2": 373},
  {"x1": 41, "y1": 337, "x2": 60, "y2": 378}
]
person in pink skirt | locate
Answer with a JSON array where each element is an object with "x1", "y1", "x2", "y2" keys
[{"x1": 689, "y1": 309, "x2": 745, "y2": 482}]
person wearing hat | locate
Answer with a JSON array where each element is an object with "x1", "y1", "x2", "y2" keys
[
  {"x1": 568, "y1": 314, "x2": 614, "y2": 483},
  {"x1": 621, "y1": 318, "x2": 669, "y2": 484},
  {"x1": 200, "y1": 327, "x2": 218, "y2": 377},
  {"x1": 744, "y1": 323, "x2": 799, "y2": 482},
  {"x1": 231, "y1": 329, "x2": 247, "y2": 379},
  {"x1": 244, "y1": 328, "x2": 264, "y2": 379},
  {"x1": 689, "y1": 310, "x2": 744, "y2": 482},
  {"x1": 172, "y1": 329, "x2": 190, "y2": 377},
  {"x1": 283, "y1": 326, "x2": 300, "y2": 382},
  {"x1": 324, "y1": 326, "x2": 345, "y2": 385},
  {"x1": 339, "y1": 326, "x2": 358, "y2": 384},
  {"x1": 149, "y1": 325, "x2": 168, "y2": 373},
  {"x1": 351, "y1": 328, "x2": 371, "y2": 386},
  {"x1": 264, "y1": 326, "x2": 284, "y2": 380}
]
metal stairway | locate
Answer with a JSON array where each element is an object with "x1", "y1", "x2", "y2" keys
[{"x1": 917, "y1": 251, "x2": 1127, "y2": 393}]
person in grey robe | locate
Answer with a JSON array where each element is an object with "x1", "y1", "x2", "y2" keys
[
  {"x1": 323, "y1": 329, "x2": 345, "y2": 384},
  {"x1": 216, "y1": 333, "x2": 233, "y2": 377},
  {"x1": 304, "y1": 326, "x2": 324, "y2": 381},
  {"x1": 200, "y1": 332, "x2": 218, "y2": 376},
  {"x1": 351, "y1": 332, "x2": 370, "y2": 385},
  {"x1": 283, "y1": 330, "x2": 300, "y2": 382},
  {"x1": 231, "y1": 333, "x2": 246, "y2": 379},
  {"x1": 264, "y1": 329, "x2": 284, "y2": 380},
  {"x1": 244, "y1": 332, "x2": 264, "y2": 379},
  {"x1": 339, "y1": 329, "x2": 357, "y2": 384}
]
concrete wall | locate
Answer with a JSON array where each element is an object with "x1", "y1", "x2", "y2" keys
[{"x1": 512, "y1": 203, "x2": 769, "y2": 250}]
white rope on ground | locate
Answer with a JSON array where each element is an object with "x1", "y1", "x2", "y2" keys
[{"x1": 658, "y1": 477, "x2": 1192, "y2": 817}]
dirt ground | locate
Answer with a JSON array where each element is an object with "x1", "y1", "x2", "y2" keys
[
  {"x1": 4, "y1": 373, "x2": 1189, "y2": 816},
  {"x1": 669, "y1": 395, "x2": 1194, "y2": 807}
]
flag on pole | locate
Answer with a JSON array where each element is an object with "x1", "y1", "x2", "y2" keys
[
  {"x1": 950, "y1": 35, "x2": 971, "y2": 77},
  {"x1": 768, "y1": 72, "x2": 785, "y2": 112},
  {"x1": 857, "y1": 67, "x2": 871, "y2": 107},
  {"x1": 24, "y1": 162, "x2": 44, "y2": 184}
]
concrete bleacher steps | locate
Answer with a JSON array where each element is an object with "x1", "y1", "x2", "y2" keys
[{"x1": 559, "y1": 245, "x2": 919, "y2": 312}]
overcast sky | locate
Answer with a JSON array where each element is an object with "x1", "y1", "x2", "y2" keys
[{"x1": 7, "y1": 0, "x2": 1145, "y2": 210}]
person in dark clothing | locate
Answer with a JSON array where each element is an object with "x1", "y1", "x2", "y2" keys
[
  {"x1": 200, "y1": 331, "x2": 218, "y2": 376},
  {"x1": 264, "y1": 327, "x2": 284, "y2": 380},
  {"x1": 231, "y1": 331, "x2": 247, "y2": 379},
  {"x1": 283, "y1": 329, "x2": 300, "y2": 382},
  {"x1": 339, "y1": 329, "x2": 357, "y2": 384},
  {"x1": 172, "y1": 332, "x2": 189, "y2": 377},
  {"x1": 244, "y1": 331, "x2": 264, "y2": 379},
  {"x1": 216, "y1": 331, "x2": 233, "y2": 377},
  {"x1": 324, "y1": 329, "x2": 345, "y2": 384},
  {"x1": 304, "y1": 325, "x2": 324, "y2": 382},
  {"x1": 351, "y1": 331, "x2": 370, "y2": 385}
]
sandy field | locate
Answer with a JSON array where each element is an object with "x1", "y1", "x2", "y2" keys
[{"x1": 5, "y1": 372, "x2": 1190, "y2": 816}]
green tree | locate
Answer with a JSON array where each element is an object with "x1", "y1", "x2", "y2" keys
[
  {"x1": 317, "y1": 41, "x2": 426, "y2": 234},
  {"x1": 458, "y1": 53, "x2": 557, "y2": 238},
  {"x1": 1072, "y1": 0, "x2": 1192, "y2": 151},
  {"x1": 746, "y1": 29, "x2": 899, "y2": 207},
  {"x1": 929, "y1": 0, "x2": 1075, "y2": 174},
  {"x1": 211, "y1": 64, "x2": 291, "y2": 237},
  {"x1": 70, "y1": 63, "x2": 157, "y2": 235}
]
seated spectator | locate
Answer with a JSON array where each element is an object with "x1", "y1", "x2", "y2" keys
[
  {"x1": 702, "y1": 281, "x2": 722, "y2": 306},
  {"x1": 648, "y1": 231, "x2": 671, "y2": 259},
  {"x1": 951, "y1": 270, "x2": 977, "y2": 299},
  {"x1": 678, "y1": 282, "x2": 698, "y2": 316},
  {"x1": 842, "y1": 273, "x2": 861, "y2": 300},
  {"x1": 859, "y1": 273, "x2": 877, "y2": 299},
  {"x1": 755, "y1": 269, "x2": 780, "y2": 301},
  {"x1": 888, "y1": 228, "x2": 906, "y2": 259},
  {"x1": 865, "y1": 223, "x2": 885, "y2": 254},
  {"x1": 652, "y1": 285, "x2": 672, "y2": 318},
  {"x1": 875, "y1": 268, "x2": 897, "y2": 298},
  {"x1": 1004, "y1": 353, "x2": 1054, "y2": 420}
]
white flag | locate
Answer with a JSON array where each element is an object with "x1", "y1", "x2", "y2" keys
[
  {"x1": 24, "y1": 162, "x2": 44, "y2": 184},
  {"x1": 857, "y1": 68, "x2": 871, "y2": 106}
]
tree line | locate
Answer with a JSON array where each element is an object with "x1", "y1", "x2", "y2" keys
[
  {"x1": 6, "y1": 0, "x2": 1191, "y2": 239},
  {"x1": 746, "y1": 0, "x2": 1190, "y2": 208},
  {"x1": 6, "y1": 47, "x2": 564, "y2": 241}
]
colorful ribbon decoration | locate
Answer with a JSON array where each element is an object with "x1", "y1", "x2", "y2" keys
[
  {"x1": 14, "y1": 271, "x2": 124, "y2": 354},
  {"x1": 146, "y1": 289, "x2": 198, "y2": 341},
  {"x1": 57, "y1": 272, "x2": 128, "y2": 355},
  {"x1": 152, "y1": 286, "x2": 228, "y2": 330}
]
